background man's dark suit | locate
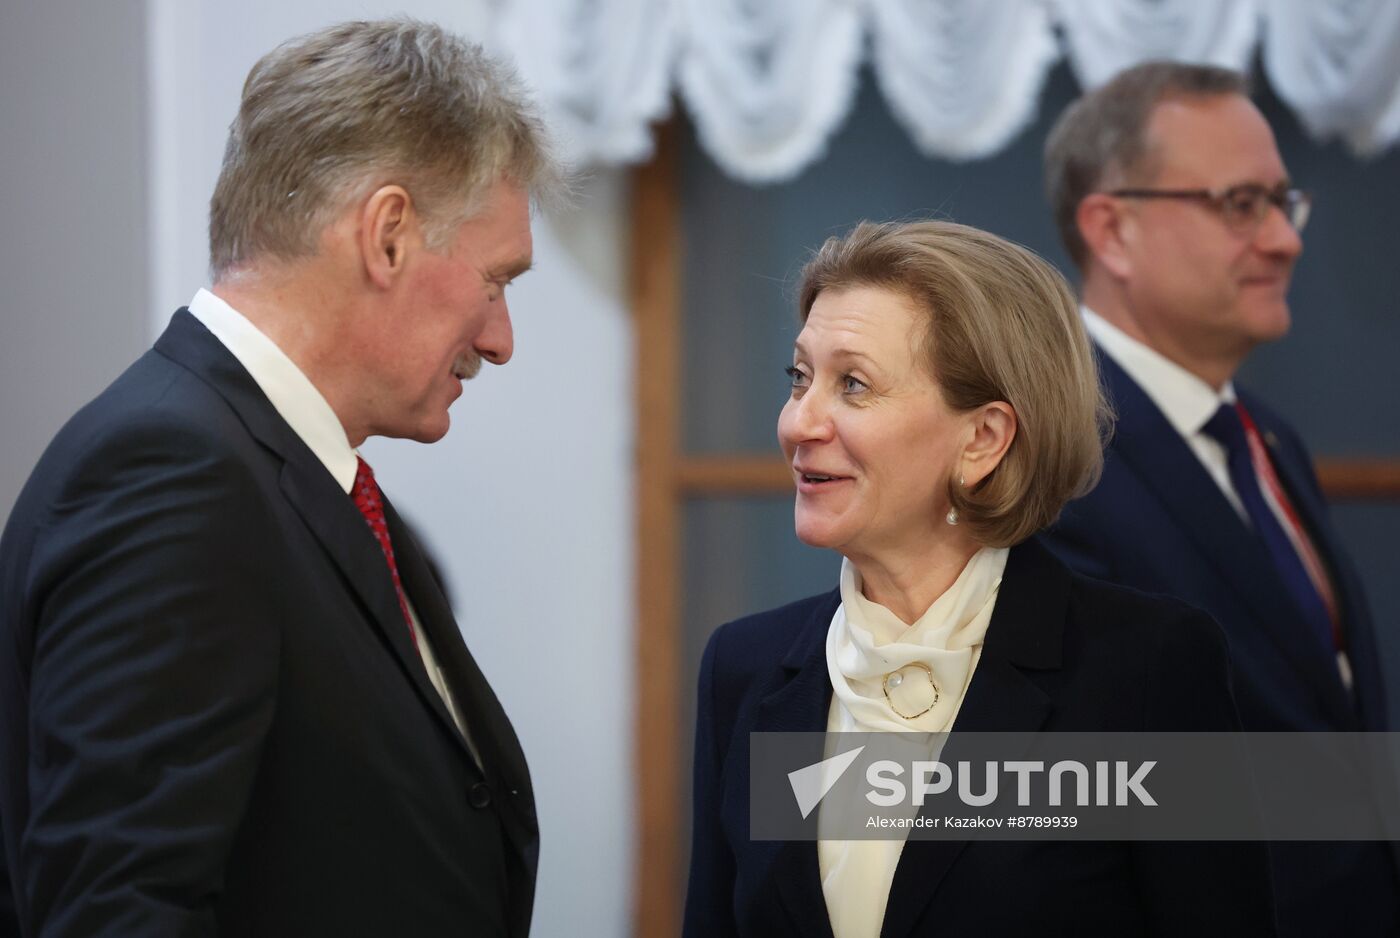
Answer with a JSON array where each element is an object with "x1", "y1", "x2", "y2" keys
[
  {"x1": 0, "y1": 311, "x2": 537, "y2": 935},
  {"x1": 1043, "y1": 352, "x2": 1399, "y2": 935},
  {"x1": 685, "y1": 540, "x2": 1276, "y2": 937}
]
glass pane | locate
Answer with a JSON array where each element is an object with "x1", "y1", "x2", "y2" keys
[
  {"x1": 678, "y1": 64, "x2": 1081, "y2": 455},
  {"x1": 674, "y1": 494, "x2": 840, "y2": 915},
  {"x1": 680, "y1": 495, "x2": 840, "y2": 690}
]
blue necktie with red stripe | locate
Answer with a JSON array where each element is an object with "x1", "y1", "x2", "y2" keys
[{"x1": 1201, "y1": 402, "x2": 1334, "y2": 651}]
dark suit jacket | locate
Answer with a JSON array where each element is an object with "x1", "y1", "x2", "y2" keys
[
  {"x1": 0, "y1": 310, "x2": 537, "y2": 936},
  {"x1": 684, "y1": 539, "x2": 1277, "y2": 938},
  {"x1": 1042, "y1": 351, "x2": 1399, "y2": 935}
]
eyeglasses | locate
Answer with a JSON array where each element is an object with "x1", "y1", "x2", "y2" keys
[{"x1": 1107, "y1": 182, "x2": 1312, "y2": 233}]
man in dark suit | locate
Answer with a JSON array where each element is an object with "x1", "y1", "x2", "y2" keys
[
  {"x1": 0, "y1": 19, "x2": 558, "y2": 936},
  {"x1": 1041, "y1": 61, "x2": 1398, "y2": 934}
]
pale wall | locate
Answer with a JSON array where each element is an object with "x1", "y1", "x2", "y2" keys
[{"x1": 0, "y1": 0, "x2": 150, "y2": 518}]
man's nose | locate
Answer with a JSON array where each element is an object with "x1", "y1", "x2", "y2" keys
[
  {"x1": 1256, "y1": 201, "x2": 1304, "y2": 260},
  {"x1": 478, "y1": 303, "x2": 514, "y2": 365}
]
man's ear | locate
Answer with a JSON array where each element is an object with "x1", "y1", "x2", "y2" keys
[
  {"x1": 360, "y1": 185, "x2": 415, "y2": 288},
  {"x1": 961, "y1": 401, "x2": 1017, "y2": 488},
  {"x1": 1076, "y1": 192, "x2": 1135, "y2": 280}
]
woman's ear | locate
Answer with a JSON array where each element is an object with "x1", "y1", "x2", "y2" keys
[{"x1": 961, "y1": 401, "x2": 1017, "y2": 488}]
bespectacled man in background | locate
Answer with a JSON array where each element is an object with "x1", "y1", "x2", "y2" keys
[{"x1": 1041, "y1": 61, "x2": 1398, "y2": 936}]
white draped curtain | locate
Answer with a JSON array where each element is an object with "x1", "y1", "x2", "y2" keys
[{"x1": 493, "y1": 0, "x2": 1400, "y2": 182}]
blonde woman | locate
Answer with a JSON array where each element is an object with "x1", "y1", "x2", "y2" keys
[{"x1": 684, "y1": 221, "x2": 1275, "y2": 938}]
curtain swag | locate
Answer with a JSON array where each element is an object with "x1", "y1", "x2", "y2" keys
[{"x1": 493, "y1": 0, "x2": 1400, "y2": 183}]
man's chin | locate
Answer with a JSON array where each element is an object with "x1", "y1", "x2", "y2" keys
[
  {"x1": 1250, "y1": 307, "x2": 1292, "y2": 344},
  {"x1": 1231, "y1": 297, "x2": 1290, "y2": 345},
  {"x1": 413, "y1": 420, "x2": 450, "y2": 444},
  {"x1": 394, "y1": 412, "x2": 451, "y2": 445}
]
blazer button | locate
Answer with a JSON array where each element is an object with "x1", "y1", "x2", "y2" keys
[{"x1": 469, "y1": 782, "x2": 492, "y2": 809}]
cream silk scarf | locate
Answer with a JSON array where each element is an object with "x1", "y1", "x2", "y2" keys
[
  {"x1": 819, "y1": 546, "x2": 1008, "y2": 938},
  {"x1": 826, "y1": 547, "x2": 1008, "y2": 733}
]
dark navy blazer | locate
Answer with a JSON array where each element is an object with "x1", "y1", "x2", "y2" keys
[
  {"x1": 1043, "y1": 351, "x2": 1399, "y2": 936},
  {"x1": 0, "y1": 311, "x2": 536, "y2": 937},
  {"x1": 685, "y1": 539, "x2": 1277, "y2": 938}
]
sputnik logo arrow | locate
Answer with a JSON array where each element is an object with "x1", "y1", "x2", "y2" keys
[{"x1": 787, "y1": 745, "x2": 866, "y2": 819}]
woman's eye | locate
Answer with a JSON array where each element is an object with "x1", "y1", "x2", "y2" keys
[
  {"x1": 842, "y1": 375, "x2": 869, "y2": 394},
  {"x1": 784, "y1": 366, "x2": 809, "y2": 389}
]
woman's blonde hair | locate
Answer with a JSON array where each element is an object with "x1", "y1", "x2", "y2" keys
[{"x1": 798, "y1": 220, "x2": 1111, "y2": 547}]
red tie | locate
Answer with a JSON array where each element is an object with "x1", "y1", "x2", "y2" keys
[{"x1": 351, "y1": 456, "x2": 417, "y2": 646}]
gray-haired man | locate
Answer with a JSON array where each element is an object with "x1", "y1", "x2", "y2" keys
[{"x1": 0, "y1": 19, "x2": 559, "y2": 936}]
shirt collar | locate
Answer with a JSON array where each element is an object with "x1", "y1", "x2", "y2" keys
[
  {"x1": 188, "y1": 288, "x2": 359, "y2": 493},
  {"x1": 1081, "y1": 306, "x2": 1236, "y2": 438}
]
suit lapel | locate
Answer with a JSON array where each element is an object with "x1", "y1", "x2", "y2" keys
[
  {"x1": 753, "y1": 592, "x2": 840, "y2": 938},
  {"x1": 1098, "y1": 353, "x2": 1347, "y2": 719},
  {"x1": 383, "y1": 496, "x2": 538, "y2": 854},
  {"x1": 879, "y1": 542, "x2": 1058, "y2": 938},
  {"x1": 277, "y1": 462, "x2": 477, "y2": 752},
  {"x1": 153, "y1": 311, "x2": 498, "y2": 760}
]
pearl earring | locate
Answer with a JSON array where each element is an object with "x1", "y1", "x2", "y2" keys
[{"x1": 946, "y1": 474, "x2": 966, "y2": 525}]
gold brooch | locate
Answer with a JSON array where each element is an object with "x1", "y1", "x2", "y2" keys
[{"x1": 882, "y1": 662, "x2": 940, "y2": 720}]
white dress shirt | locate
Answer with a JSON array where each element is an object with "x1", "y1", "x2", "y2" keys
[
  {"x1": 1082, "y1": 307, "x2": 1248, "y2": 519},
  {"x1": 187, "y1": 289, "x2": 476, "y2": 750}
]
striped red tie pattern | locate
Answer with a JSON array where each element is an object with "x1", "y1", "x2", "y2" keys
[
  {"x1": 1235, "y1": 404, "x2": 1342, "y2": 647},
  {"x1": 351, "y1": 456, "x2": 418, "y2": 646}
]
